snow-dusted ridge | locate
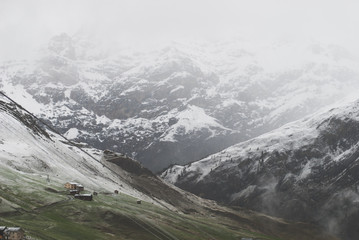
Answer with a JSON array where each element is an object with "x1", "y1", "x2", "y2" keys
[
  {"x1": 162, "y1": 105, "x2": 322, "y2": 183},
  {"x1": 161, "y1": 97, "x2": 359, "y2": 239},
  {"x1": 0, "y1": 97, "x2": 169, "y2": 207},
  {"x1": 163, "y1": 96, "x2": 359, "y2": 181}
]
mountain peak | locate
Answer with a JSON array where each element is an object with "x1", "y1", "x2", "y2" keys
[{"x1": 47, "y1": 33, "x2": 76, "y2": 60}]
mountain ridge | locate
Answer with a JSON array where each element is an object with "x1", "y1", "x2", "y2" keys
[
  {"x1": 162, "y1": 97, "x2": 359, "y2": 239},
  {"x1": 1, "y1": 33, "x2": 359, "y2": 172}
]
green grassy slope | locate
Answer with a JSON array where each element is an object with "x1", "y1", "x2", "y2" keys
[
  {"x1": 0, "y1": 183, "x2": 275, "y2": 240},
  {"x1": 0, "y1": 167, "x2": 339, "y2": 240}
]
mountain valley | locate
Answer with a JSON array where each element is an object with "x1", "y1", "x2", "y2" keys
[{"x1": 0, "y1": 95, "x2": 337, "y2": 240}]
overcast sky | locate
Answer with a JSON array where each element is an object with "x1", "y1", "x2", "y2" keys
[{"x1": 1, "y1": 0, "x2": 359, "y2": 60}]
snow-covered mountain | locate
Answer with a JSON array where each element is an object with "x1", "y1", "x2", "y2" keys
[
  {"x1": 1, "y1": 33, "x2": 359, "y2": 171},
  {"x1": 0, "y1": 96, "x2": 162, "y2": 205},
  {"x1": 162, "y1": 98, "x2": 359, "y2": 240},
  {"x1": 1, "y1": 94, "x2": 338, "y2": 240},
  {"x1": 0, "y1": 94, "x2": 217, "y2": 212}
]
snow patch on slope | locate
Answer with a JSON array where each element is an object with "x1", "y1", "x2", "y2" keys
[
  {"x1": 64, "y1": 128, "x2": 79, "y2": 139},
  {"x1": 1, "y1": 82, "x2": 44, "y2": 114},
  {"x1": 160, "y1": 105, "x2": 231, "y2": 142}
]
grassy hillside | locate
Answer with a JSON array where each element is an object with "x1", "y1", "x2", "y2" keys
[
  {"x1": 0, "y1": 171, "x2": 338, "y2": 240},
  {"x1": 0, "y1": 174, "x2": 278, "y2": 240}
]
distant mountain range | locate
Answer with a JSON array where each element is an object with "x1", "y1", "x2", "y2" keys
[{"x1": 1, "y1": 33, "x2": 358, "y2": 172}]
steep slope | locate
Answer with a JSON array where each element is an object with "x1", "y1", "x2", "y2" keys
[
  {"x1": 0, "y1": 95, "x2": 338, "y2": 240},
  {"x1": 162, "y1": 98, "x2": 359, "y2": 240},
  {"x1": 1, "y1": 34, "x2": 359, "y2": 171},
  {"x1": 0, "y1": 97, "x2": 154, "y2": 203}
]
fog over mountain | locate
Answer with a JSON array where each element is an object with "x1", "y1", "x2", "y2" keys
[
  {"x1": 1, "y1": 0, "x2": 359, "y2": 60},
  {"x1": 1, "y1": 1, "x2": 359, "y2": 239},
  {"x1": 2, "y1": 35, "x2": 359, "y2": 172}
]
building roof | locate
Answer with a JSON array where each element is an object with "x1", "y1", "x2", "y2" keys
[
  {"x1": 67, "y1": 182, "x2": 79, "y2": 185},
  {"x1": 75, "y1": 194, "x2": 92, "y2": 197},
  {"x1": 0, "y1": 226, "x2": 6, "y2": 231},
  {"x1": 6, "y1": 227, "x2": 23, "y2": 232}
]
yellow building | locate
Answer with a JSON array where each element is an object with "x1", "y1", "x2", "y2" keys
[{"x1": 64, "y1": 182, "x2": 78, "y2": 190}]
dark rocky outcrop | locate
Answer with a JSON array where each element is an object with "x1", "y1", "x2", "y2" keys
[{"x1": 0, "y1": 100, "x2": 50, "y2": 139}]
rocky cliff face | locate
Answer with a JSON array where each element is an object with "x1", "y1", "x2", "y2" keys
[
  {"x1": 1, "y1": 33, "x2": 359, "y2": 172},
  {"x1": 162, "y1": 99, "x2": 359, "y2": 240}
]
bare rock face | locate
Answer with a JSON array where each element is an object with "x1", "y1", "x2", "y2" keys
[{"x1": 0, "y1": 100, "x2": 50, "y2": 139}]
